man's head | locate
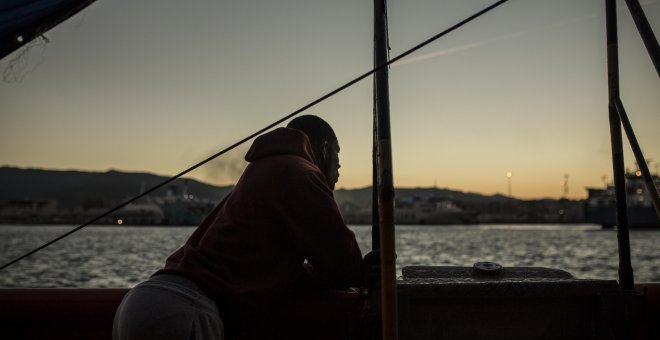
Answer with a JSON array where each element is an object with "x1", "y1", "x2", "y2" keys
[{"x1": 287, "y1": 115, "x2": 340, "y2": 190}]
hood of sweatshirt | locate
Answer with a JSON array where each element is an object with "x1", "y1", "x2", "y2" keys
[{"x1": 244, "y1": 127, "x2": 318, "y2": 165}]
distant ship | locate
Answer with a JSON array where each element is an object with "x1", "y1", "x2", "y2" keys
[
  {"x1": 585, "y1": 170, "x2": 660, "y2": 229},
  {"x1": 112, "y1": 185, "x2": 216, "y2": 226},
  {"x1": 339, "y1": 196, "x2": 477, "y2": 225},
  {"x1": 395, "y1": 196, "x2": 477, "y2": 225}
]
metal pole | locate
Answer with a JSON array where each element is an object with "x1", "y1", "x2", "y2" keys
[
  {"x1": 373, "y1": 78, "x2": 381, "y2": 251},
  {"x1": 369, "y1": 65, "x2": 383, "y2": 340},
  {"x1": 624, "y1": 0, "x2": 660, "y2": 77},
  {"x1": 614, "y1": 98, "x2": 660, "y2": 218},
  {"x1": 606, "y1": 0, "x2": 634, "y2": 291},
  {"x1": 374, "y1": 0, "x2": 398, "y2": 339}
]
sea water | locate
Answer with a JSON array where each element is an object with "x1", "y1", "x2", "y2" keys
[{"x1": 1, "y1": 224, "x2": 659, "y2": 288}]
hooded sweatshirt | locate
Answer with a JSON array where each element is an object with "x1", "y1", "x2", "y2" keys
[{"x1": 157, "y1": 127, "x2": 363, "y2": 320}]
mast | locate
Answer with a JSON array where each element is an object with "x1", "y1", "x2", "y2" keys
[
  {"x1": 605, "y1": 0, "x2": 634, "y2": 291},
  {"x1": 374, "y1": 0, "x2": 398, "y2": 339},
  {"x1": 623, "y1": 0, "x2": 660, "y2": 77},
  {"x1": 617, "y1": 0, "x2": 660, "y2": 220},
  {"x1": 373, "y1": 79, "x2": 381, "y2": 250}
]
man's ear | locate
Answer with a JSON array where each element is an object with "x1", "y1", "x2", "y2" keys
[{"x1": 322, "y1": 140, "x2": 329, "y2": 161}]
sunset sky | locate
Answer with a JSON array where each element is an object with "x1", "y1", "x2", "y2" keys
[{"x1": 1, "y1": 0, "x2": 658, "y2": 199}]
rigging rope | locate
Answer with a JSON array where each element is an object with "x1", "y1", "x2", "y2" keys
[{"x1": 0, "y1": 0, "x2": 509, "y2": 271}]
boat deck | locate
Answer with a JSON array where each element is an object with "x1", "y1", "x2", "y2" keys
[{"x1": 2, "y1": 273, "x2": 659, "y2": 339}]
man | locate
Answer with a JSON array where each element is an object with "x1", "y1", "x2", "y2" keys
[{"x1": 113, "y1": 115, "x2": 364, "y2": 339}]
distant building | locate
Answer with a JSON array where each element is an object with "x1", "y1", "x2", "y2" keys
[
  {"x1": 0, "y1": 199, "x2": 58, "y2": 224},
  {"x1": 339, "y1": 195, "x2": 584, "y2": 225},
  {"x1": 113, "y1": 203, "x2": 165, "y2": 225}
]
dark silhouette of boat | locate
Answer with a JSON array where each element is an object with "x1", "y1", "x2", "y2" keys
[
  {"x1": 395, "y1": 197, "x2": 477, "y2": 225},
  {"x1": 585, "y1": 170, "x2": 660, "y2": 229}
]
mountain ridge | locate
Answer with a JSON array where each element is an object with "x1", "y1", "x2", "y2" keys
[
  {"x1": 1, "y1": 166, "x2": 567, "y2": 209},
  {"x1": 0, "y1": 166, "x2": 233, "y2": 208}
]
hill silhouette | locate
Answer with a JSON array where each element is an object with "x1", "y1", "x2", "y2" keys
[
  {"x1": 1, "y1": 166, "x2": 526, "y2": 210},
  {"x1": 334, "y1": 186, "x2": 517, "y2": 208},
  {"x1": 0, "y1": 166, "x2": 232, "y2": 208},
  {"x1": 1, "y1": 166, "x2": 585, "y2": 225}
]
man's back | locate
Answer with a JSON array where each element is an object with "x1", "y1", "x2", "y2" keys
[{"x1": 158, "y1": 127, "x2": 362, "y2": 324}]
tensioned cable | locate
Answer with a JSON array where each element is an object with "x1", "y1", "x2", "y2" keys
[{"x1": 0, "y1": 0, "x2": 509, "y2": 271}]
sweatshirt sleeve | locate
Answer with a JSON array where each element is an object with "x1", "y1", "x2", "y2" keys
[{"x1": 275, "y1": 170, "x2": 363, "y2": 288}]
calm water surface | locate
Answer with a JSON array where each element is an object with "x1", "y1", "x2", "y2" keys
[{"x1": 1, "y1": 224, "x2": 659, "y2": 288}]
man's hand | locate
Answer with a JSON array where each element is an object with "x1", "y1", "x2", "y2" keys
[
  {"x1": 362, "y1": 249, "x2": 398, "y2": 288},
  {"x1": 362, "y1": 250, "x2": 381, "y2": 288}
]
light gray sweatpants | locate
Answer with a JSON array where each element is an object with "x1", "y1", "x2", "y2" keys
[{"x1": 113, "y1": 274, "x2": 224, "y2": 340}]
